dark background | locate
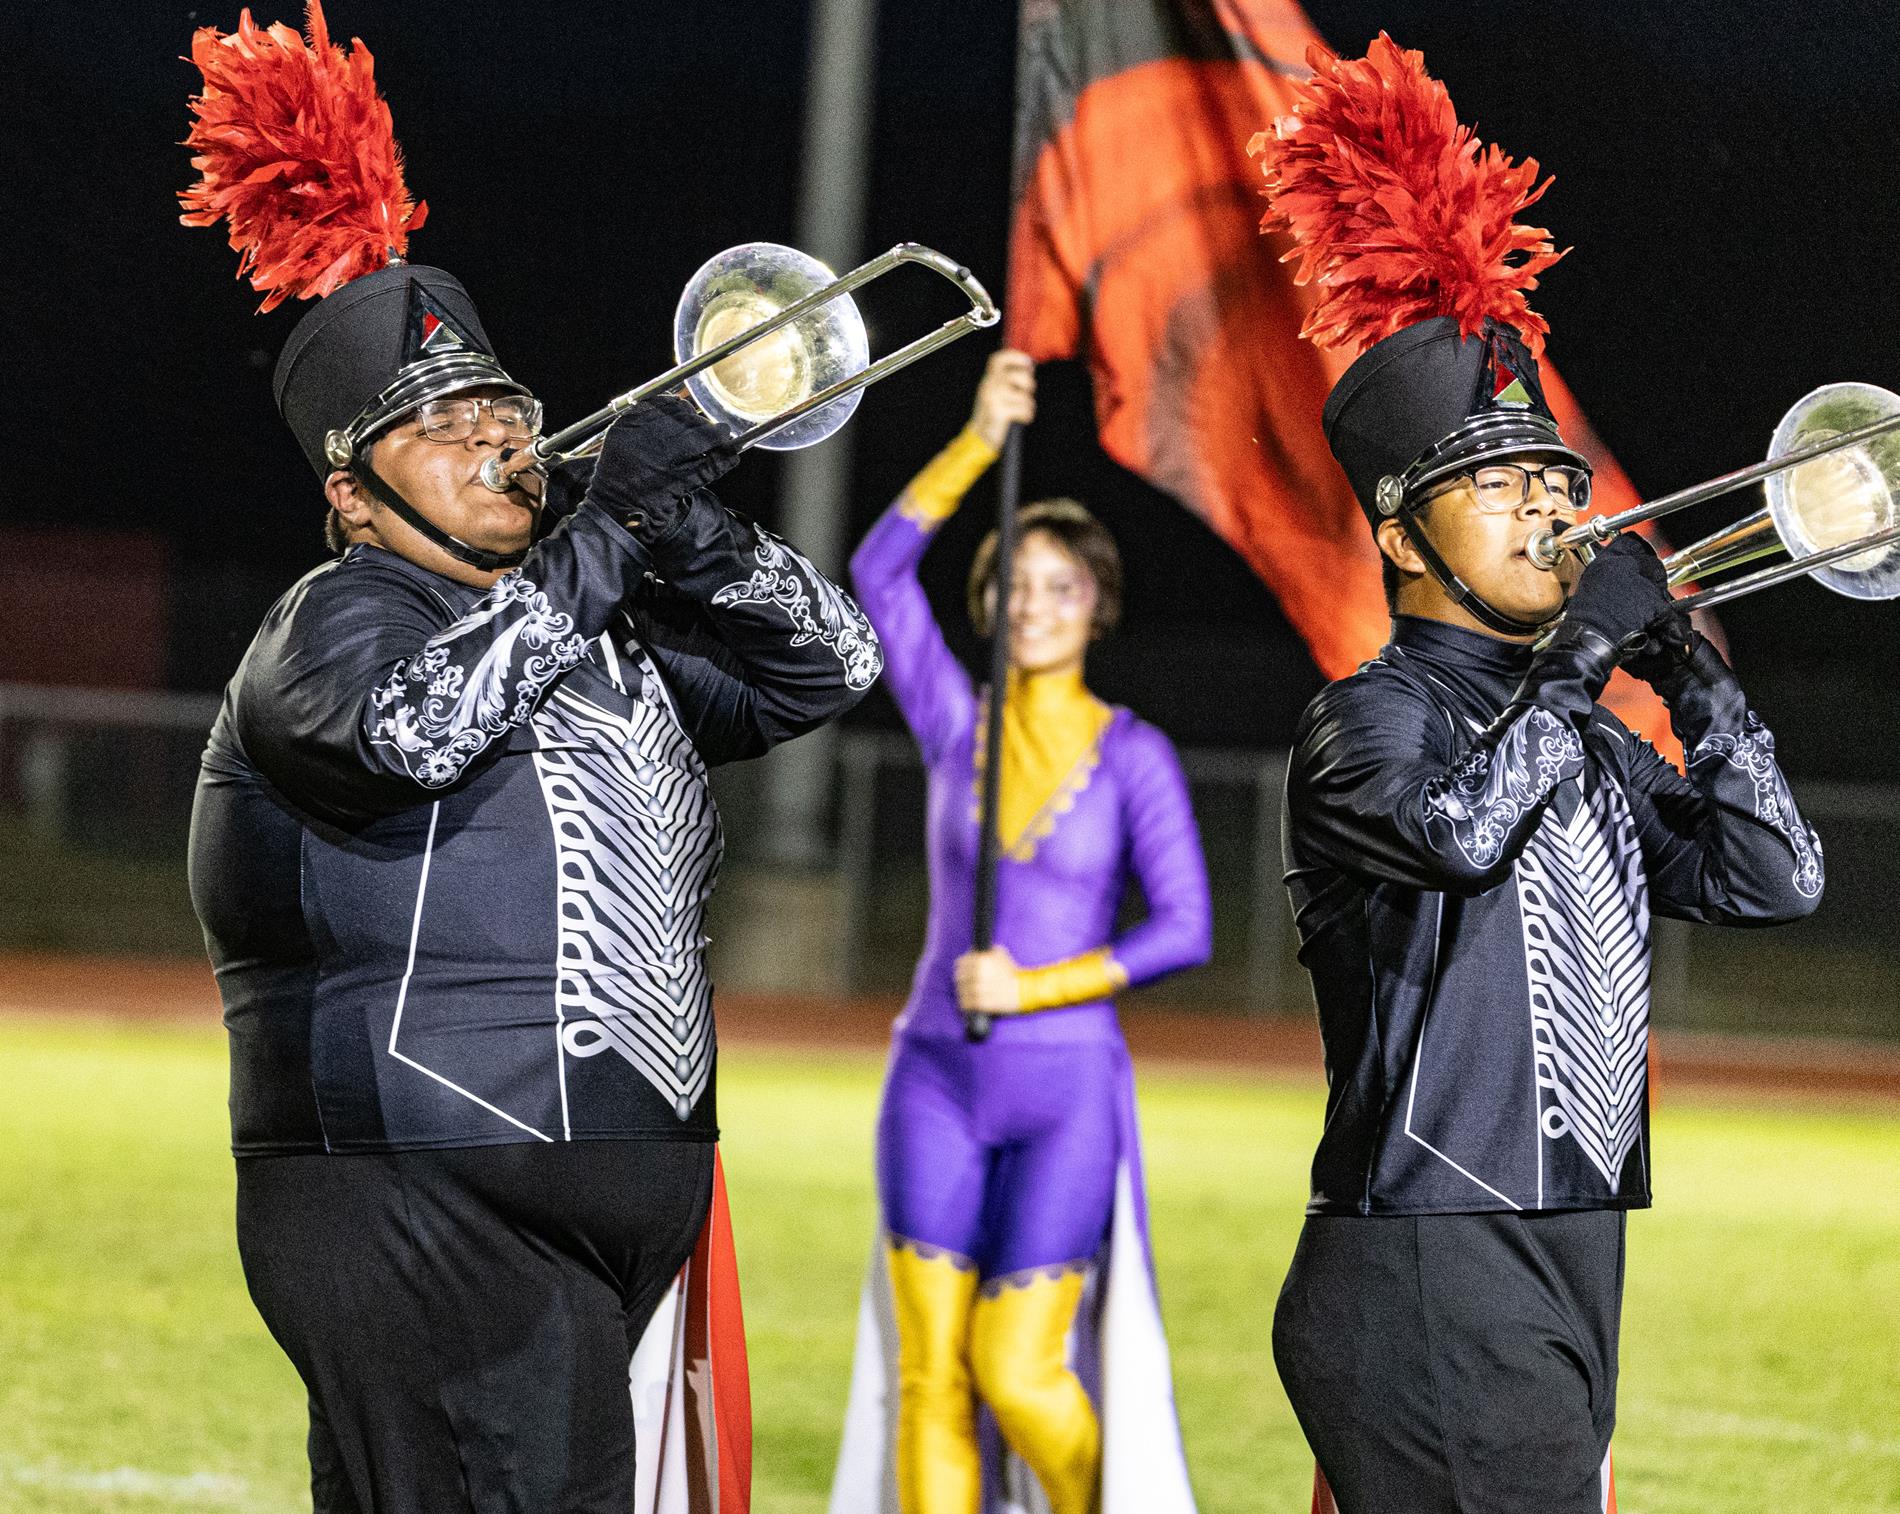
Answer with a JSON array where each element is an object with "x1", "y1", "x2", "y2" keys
[{"x1": 8, "y1": 0, "x2": 1899, "y2": 776}]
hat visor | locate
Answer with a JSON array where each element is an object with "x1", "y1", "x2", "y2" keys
[
  {"x1": 1407, "y1": 415, "x2": 1590, "y2": 498},
  {"x1": 355, "y1": 352, "x2": 534, "y2": 444}
]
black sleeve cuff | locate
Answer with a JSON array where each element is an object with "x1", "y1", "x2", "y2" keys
[{"x1": 1518, "y1": 623, "x2": 1622, "y2": 722}]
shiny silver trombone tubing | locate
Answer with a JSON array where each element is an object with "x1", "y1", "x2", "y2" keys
[
  {"x1": 1525, "y1": 409, "x2": 1900, "y2": 570},
  {"x1": 480, "y1": 243, "x2": 998, "y2": 493},
  {"x1": 1673, "y1": 518, "x2": 1900, "y2": 613}
]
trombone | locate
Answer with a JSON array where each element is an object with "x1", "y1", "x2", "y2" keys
[
  {"x1": 481, "y1": 241, "x2": 998, "y2": 492},
  {"x1": 1527, "y1": 382, "x2": 1900, "y2": 610}
]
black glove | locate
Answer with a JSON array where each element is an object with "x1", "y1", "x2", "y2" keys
[
  {"x1": 532, "y1": 457, "x2": 596, "y2": 539},
  {"x1": 1620, "y1": 605, "x2": 1698, "y2": 689},
  {"x1": 584, "y1": 394, "x2": 739, "y2": 534},
  {"x1": 1558, "y1": 533, "x2": 1680, "y2": 656}
]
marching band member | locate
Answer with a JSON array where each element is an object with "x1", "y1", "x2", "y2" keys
[
  {"x1": 830, "y1": 350, "x2": 1209, "y2": 1514},
  {"x1": 181, "y1": 8, "x2": 876, "y2": 1509},
  {"x1": 1254, "y1": 36, "x2": 1822, "y2": 1514}
]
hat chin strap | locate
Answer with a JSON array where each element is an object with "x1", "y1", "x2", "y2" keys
[
  {"x1": 1397, "y1": 511, "x2": 1554, "y2": 638},
  {"x1": 353, "y1": 459, "x2": 530, "y2": 573}
]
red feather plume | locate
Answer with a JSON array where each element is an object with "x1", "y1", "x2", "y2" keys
[
  {"x1": 179, "y1": 1, "x2": 426, "y2": 312},
  {"x1": 1248, "y1": 33, "x2": 1564, "y2": 359}
]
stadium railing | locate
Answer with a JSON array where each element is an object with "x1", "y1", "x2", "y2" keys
[{"x1": 2, "y1": 684, "x2": 1895, "y2": 1041}]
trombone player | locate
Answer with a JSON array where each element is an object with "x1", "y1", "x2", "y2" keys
[
  {"x1": 1255, "y1": 37, "x2": 1823, "y2": 1514},
  {"x1": 190, "y1": 279, "x2": 880, "y2": 1507},
  {"x1": 181, "y1": 8, "x2": 881, "y2": 1509}
]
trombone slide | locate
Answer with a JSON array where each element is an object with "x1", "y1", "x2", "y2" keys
[
  {"x1": 479, "y1": 242, "x2": 997, "y2": 494},
  {"x1": 1528, "y1": 381, "x2": 1900, "y2": 608}
]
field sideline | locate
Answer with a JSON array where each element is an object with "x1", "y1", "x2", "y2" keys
[{"x1": 1, "y1": 974, "x2": 1897, "y2": 1513}]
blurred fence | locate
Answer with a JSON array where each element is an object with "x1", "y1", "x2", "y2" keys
[
  {"x1": 2, "y1": 683, "x2": 1896, "y2": 1042},
  {"x1": 824, "y1": 731, "x2": 1900, "y2": 1041}
]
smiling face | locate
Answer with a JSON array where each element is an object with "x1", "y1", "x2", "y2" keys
[
  {"x1": 325, "y1": 384, "x2": 544, "y2": 587},
  {"x1": 1378, "y1": 454, "x2": 1586, "y2": 636},
  {"x1": 997, "y1": 529, "x2": 1099, "y2": 676}
]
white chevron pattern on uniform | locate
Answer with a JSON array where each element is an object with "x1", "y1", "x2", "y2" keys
[
  {"x1": 532, "y1": 643, "x2": 722, "y2": 1125},
  {"x1": 1515, "y1": 777, "x2": 1650, "y2": 1191}
]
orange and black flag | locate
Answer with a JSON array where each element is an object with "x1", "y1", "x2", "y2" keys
[{"x1": 1006, "y1": 0, "x2": 1680, "y2": 757}]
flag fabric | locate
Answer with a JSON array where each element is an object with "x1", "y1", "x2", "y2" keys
[
  {"x1": 631, "y1": 1148, "x2": 752, "y2": 1513},
  {"x1": 1006, "y1": 0, "x2": 1682, "y2": 759}
]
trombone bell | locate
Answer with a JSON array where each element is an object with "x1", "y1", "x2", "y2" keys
[
  {"x1": 477, "y1": 239, "x2": 998, "y2": 494},
  {"x1": 1664, "y1": 447, "x2": 1892, "y2": 587},
  {"x1": 1759, "y1": 383, "x2": 1900, "y2": 599},
  {"x1": 696, "y1": 294, "x2": 814, "y2": 422},
  {"x1": 673, "y1": 243, "x2": 871, "y2": 450},
  {"x1": 1541, "y1": 380, "x2": 1900, "y2": 610}
]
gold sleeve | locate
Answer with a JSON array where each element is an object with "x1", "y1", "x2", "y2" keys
[
  {"x1": 1014, "y1": 948, "x2": 1130, "y2": 1013},
  {"x1": 898, "y1": 425, "x2": 1000, "y2": 526}
]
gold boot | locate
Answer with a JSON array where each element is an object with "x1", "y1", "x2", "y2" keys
[
  {"x1": 969, "y1": 1267, "x2": 1100, "y2": 1514},
  {"x1": 888, "y1": 1239, "x2": 982, "y2": 1514}
]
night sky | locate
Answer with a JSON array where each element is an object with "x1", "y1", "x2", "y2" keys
[{"x1": 9, "y1": 0, "x2": 1899, "y2": 775}]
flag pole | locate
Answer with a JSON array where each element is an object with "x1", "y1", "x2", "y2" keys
[
  {"x1": 761, "y1": 0, "x2": 879, "y2": 870},
  {"x1": 965, "y1": 421, "x2": 1024, "y2": 1043},
  {"x1": 966, "y1": 0, "x2": 1037, "y2": 1043}
]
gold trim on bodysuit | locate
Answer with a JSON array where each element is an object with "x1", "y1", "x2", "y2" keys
[
  {"x1": 970, "y1": 668, "x2": 1115, "y2": 864},
  {"x1": 900, "y1": 425, "x2": 998, "y2": 527}
]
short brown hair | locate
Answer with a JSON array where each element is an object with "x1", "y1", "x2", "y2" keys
[{"x1": 966, "y1": 498, "x2": 1123, "y2": 637}]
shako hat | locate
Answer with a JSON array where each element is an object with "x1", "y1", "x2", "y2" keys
[
  {"x1": 181, "y1": 2, "x2": 528, "y2": 478},
  {"x1": 272, "y1": 263, "x2": 527, "y2": 477},
  {"x1": 1323, "y1": 315, "x2": 1585, "y2": 522},
  {"x1": 1250, "y1": 34, "x2": 1587, "y2": 526}
]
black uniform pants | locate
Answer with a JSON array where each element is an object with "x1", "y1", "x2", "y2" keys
[
  {"x1": 236, "y1": 1139, "x2": 715, "y2": 1514},
  {"x1": 1273, "y1": 1209, "x2": 1625, "y2": 1514}
]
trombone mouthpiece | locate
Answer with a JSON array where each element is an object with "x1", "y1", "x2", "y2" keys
[
  {"x1": 1526, "y1": 528, "x2": 1567, "y2": 569},
  {"x1": 479, "y1": 455, "x2": 511, "y2": 493}
]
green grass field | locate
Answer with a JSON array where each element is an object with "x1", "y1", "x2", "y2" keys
[{"x1": 0, "y1": 1017, "x2": 1895, "y2": 1514}]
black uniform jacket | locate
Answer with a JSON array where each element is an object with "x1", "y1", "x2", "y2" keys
[
  {"x1": 189, "y1": 493, "x2": 880, "y2": 1155},
  {"x1": 1283, "y1": 616, "x2": 1821, "y2": 1216}
]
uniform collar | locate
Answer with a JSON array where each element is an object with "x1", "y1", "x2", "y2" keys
[
  {"x1": 341, "y1": 541, "x2": 492, "y2": 612},
  {"x1": 1389, "y1": 614, "x2": 1537, "y2": 676},
  {"x1": 1387, "y1": 613, "x2": 1538, "y2": 712}
]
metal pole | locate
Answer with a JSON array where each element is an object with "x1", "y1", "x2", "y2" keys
[
  {"x1": 836, "y1": 731, "x2": 882, "y2": 995},
  {"x1": 966, "y1": 424, "x2": 1025, "y2": 1042},
  {"x1": 759, "y1": 0, "x2": 881, "y2": 866},
  {"x1": 1247, "y1": 752, "x2": 1290, "y2": 1015}
]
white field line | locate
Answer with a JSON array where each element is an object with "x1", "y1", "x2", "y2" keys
[
  {"x1": 1625, "y1": 1399, "x2": 1900, "y2": 1460},
  {"x1": 0, "y1": 1455, "x2": 264, "y2": 1506}
]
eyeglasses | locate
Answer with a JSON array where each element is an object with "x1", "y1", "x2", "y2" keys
[
  {"x1": 413, "y1": 394, "x2": 543, "y2": 443},
  {"x1": 1430, "y1": 462, "x2": 1592, "y2": 514}
]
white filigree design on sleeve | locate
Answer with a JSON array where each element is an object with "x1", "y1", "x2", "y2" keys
[
  {"x1": 712, "y1": 526, "x2": 883, "y2": 689},
  {"x1": 1422, "y1": 708, "x2": 1585, "y2": 869},
  {"x1": 368, "y1": 575, "x2": 590, "y2": 787},
  {"x1": 1687, "y1": 712, "x2": 1824, "y2": 899}
]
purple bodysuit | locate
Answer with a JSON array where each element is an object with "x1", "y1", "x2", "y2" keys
[{"x1": 851, "y1": 497, "x2": 1212, "y2": 1280}]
